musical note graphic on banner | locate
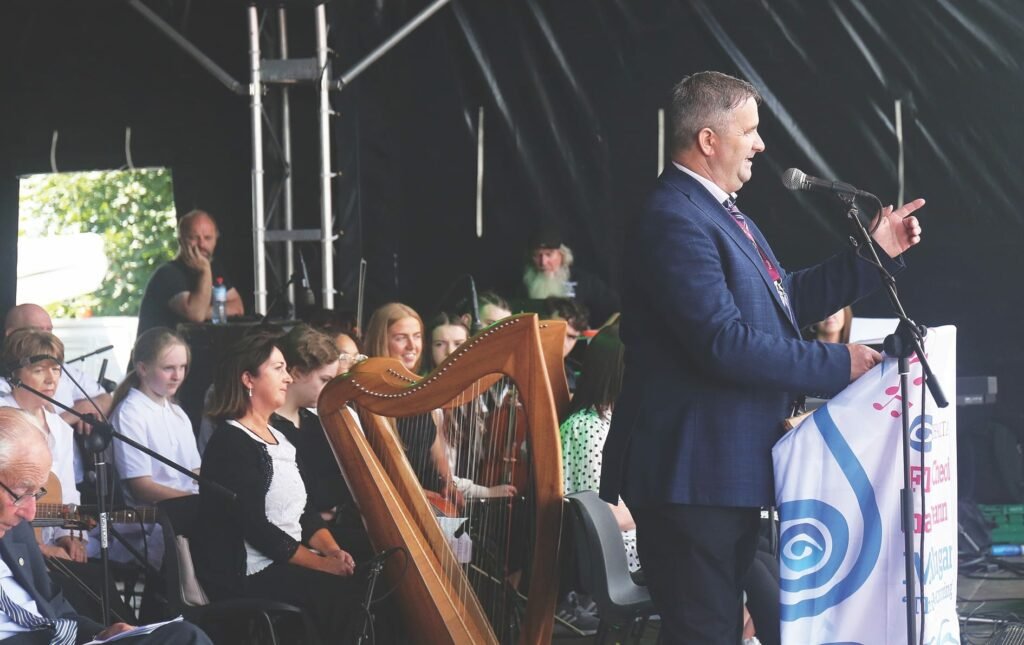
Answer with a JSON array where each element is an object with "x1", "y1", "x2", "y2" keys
[{"x1": 873, "y1": 386, "x2": 914, "y2": 417}]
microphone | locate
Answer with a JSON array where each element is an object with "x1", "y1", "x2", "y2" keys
[
  {"x1": 468, "y1": 275, "x2": 482, "y2": 335},
  {"x1": 298, "y1": 250, "x2": 316, "y2": 307},
  {"x1": 354, "y1": 546, "x2": 403, "y2": 576},
  {"x1": 781, "y1": 168, "x2": 876, "y2": 199}
]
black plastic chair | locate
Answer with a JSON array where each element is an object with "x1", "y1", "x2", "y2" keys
[
  {"x1": 157, "y1": 495, "x2": 316, "y2": 645},
  {"x1": 565, "y1": 491, "x2": 656, "y2": 644}
]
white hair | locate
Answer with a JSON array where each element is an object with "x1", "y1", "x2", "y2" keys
[
  {"x1": 523, "y1": 264, "x2": 572, "y2": 299},
  {"x1": 0, "y1": 407, "x2": 50, "y2": 475}
]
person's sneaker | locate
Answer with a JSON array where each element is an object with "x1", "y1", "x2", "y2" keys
[
  {"x1": 575, "y1": 592, "x2": 598, "y2": 616},
  {"x1": 553, "y1": 591, "x2": 600, "y2": 636}
]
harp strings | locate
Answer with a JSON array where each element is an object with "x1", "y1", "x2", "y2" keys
[{"x1": 363, "y1": 371, "x2": 536, "y2": 641}]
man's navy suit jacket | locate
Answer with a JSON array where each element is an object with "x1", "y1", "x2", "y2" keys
[
  {"x1": 600, "y1": 165, "x2": 901, "y2": 509},
  {"x1": 0, "y1": 521, "x2": 103, "y2": 644}
]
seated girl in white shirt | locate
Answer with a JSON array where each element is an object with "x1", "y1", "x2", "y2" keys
[
  {"x1": 103, "y1": 327, "x2": 201, "y2": 568},
  {"x1": 110, "y1": 327, "x2": 200, "y2": 507}
]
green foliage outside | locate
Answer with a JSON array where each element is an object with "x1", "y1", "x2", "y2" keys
[{"x1": 19, "y1": 168, "x2": 177, "y2": 318}]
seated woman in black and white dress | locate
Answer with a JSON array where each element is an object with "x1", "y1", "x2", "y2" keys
[{"x1": 192, "y1": 330, "x2": 364, "y2": 642}]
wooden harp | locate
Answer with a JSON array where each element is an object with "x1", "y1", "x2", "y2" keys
[{"x1": 318, "y1": 314, "x2": 568, "y2": 643}]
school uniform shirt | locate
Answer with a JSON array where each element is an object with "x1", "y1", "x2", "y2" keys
[{"x1": 111, "y1": 388, "x2": 201, "y2": 508}]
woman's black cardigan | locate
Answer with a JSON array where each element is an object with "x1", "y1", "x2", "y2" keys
[{"x1": 191, "y1": 419, "x2": 328, "y2": 599}]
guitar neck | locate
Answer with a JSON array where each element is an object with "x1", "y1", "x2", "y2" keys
[
  {"x1": 34, "y1": 503, "x2": 77, "y2": 520},
  {"x1": 32, "y1": 503, "x2": 158, "y2": 527},
  {"x1": 103, "y1": 507, "x2": 159, "y2": 525}
]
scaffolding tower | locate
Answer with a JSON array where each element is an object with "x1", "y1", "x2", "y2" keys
[{"x1": 131, "y1": 0, "x2": 452, "y2": 316}]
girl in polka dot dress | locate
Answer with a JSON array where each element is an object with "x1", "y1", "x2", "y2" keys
[{"x1": 558, "y1": 323, "x2": 640, "y2": 572}]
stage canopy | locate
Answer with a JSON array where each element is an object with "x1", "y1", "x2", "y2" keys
[{"x1": 2, "y1": 0, "x2": 1021, "y2": 423}]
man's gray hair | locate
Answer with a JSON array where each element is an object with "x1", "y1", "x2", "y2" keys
[
  {"x1": 669, "y1": 71, "x2": 762, "y2": 154},
  {"x1": 0, "y1": 407, "x2": 48, "y2": 473}
]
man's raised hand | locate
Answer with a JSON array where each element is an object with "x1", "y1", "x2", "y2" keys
[{"x1": 871, "y1": 198, "x2": 925, "y2": 258}]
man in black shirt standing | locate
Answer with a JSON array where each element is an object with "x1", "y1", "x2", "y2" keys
[{"x1": 137, "y1": 210, "x2": 244, "y2": 336}]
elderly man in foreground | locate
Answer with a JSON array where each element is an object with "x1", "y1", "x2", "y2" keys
[{"x1": 0, "y1": 407, "x2": 210, "y2": 644}]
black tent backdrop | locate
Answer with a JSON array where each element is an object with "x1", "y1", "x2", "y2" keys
[{"x1": 2, "y1": 0, "x2": 1022, "y2": 422}]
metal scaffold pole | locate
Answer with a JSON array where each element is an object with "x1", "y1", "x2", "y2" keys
[
  {"x1": 315, "y1": 4, "x2": 335, "y2": 309},
  {"x1": 278, "y1": 7, "x2": 295, "y2": 310},
  {"x1": 248, "y1": 5, "x2": 268, "y2": 314}
]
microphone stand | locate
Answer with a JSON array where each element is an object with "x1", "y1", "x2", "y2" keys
[
  {"x1": 839, "y1": 193, "x2": 948, "y2": 645},
  {"x1": 356, "y1": 559, "x2": 385, "y2": 645},
  {"x1": 264, "y1": 272, "x2": 301, "y2": 321},
  {"x1": 6, "y1": 378, "x2": 236, "y2": 626},
  {"x1": 265, "y1": 272, "x2": 314, "y2": 321},
  {"x1": 64, "y1": 345, "x2": 115, "y2": 365}
]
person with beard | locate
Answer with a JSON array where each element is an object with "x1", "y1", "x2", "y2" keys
[
  {"x1": 520, "y1": 229, "x2": 619, "y2": 325},
  {"x1": 136, "y1": 210, "x2": 244, "y2": 337}
]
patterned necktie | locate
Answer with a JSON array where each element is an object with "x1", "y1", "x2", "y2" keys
[
  {"x1": 723, "y1": 199, "x2": 794, "y2": 321},
  {"x1": 0, "y1": 581, "x2": 77, "y2": 645}
]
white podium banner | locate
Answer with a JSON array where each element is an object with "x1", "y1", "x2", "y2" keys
[{"x1": 773, "y1": 326, "x2": 959, "y2": 645}]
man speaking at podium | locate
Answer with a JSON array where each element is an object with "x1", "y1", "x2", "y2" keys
[{"x1": 600, "y1": 71, "x2": 925, "y2": 643}]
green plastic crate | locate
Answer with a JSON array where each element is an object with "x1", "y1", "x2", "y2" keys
[{"x1": 980, "y1": 504, "x2": 1024, "y2": 544}]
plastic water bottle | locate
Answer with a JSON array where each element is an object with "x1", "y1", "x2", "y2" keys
[{"x1": 212, "y1": 278, "x2": 228, "y2": 325}]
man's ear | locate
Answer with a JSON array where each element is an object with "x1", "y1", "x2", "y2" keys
[{"x1": 697, "y1": 128, "x2": 717, "y2": 156}]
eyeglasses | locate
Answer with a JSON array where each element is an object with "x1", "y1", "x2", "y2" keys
[
  {"x1": 0, "y1": 480, "x2": 46, "y2": 507},
  {"x1": 338, "y1": 352, "x2": 368, "y2": 365}
]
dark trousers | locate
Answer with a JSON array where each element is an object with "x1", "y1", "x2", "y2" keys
[
  {"x1": 744, "y1": 546, "x2": 780, "y2": 645},
  {"x1": 634, "y1": 504, "x2": 761, "y2": 644},
  {"x1": 45, "y1": 559, "x2": 136, "y2": 624},
  {"x1": 242, "y1": 562, "x2": 366, "y2": 644}
]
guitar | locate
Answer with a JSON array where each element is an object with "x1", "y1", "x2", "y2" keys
[{"x1": 31, "y1": 472, "x2": 158, "y2": 532}]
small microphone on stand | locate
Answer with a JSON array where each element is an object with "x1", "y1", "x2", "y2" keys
[
  {"x1": 354, "y1": 546, "x2": 403, "y2": 576},
  {"x1": 468, "y1": 275, "x2": 482, "y2": 335},
  {"x1": 298, "y1": 250, "x2": 316, "y2": 308}
]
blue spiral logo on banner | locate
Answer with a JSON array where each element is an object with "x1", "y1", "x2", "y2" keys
[
  {"x1": 779, "y1": 407, "x2": 883, "y2": 621},
  {"x1": 910, "y1": 414, "x2": 933, "y2": 453}
]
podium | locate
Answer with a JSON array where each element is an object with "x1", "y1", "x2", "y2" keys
[{"x1": 773, "y1": 326, "x2": 958, "y2": 644}]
